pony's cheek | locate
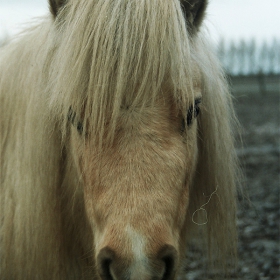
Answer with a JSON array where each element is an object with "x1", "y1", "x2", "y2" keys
[
  {"x1": 83, "y1": 188, "x2": 104, "y2": 232},
  {"x1": 177, "y1": 154, "x2": 198, "y2": 229},
  {"x1": 68, "y1": 129, "x2": 91, "y2": 178},
  {"x1": 176, "y1": 185, "x2": 190, "y2": 230}
]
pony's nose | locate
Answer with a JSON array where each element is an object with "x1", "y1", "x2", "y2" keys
[
  {"x1": 97, "y1": 247, "x2": 115, "y2": 280},
  {"x1": 158, "y1": 245, "x2": 177, "y2": 280},
  {"x1": 97, "y1": 245, "x2": 177, "y2": 280}
]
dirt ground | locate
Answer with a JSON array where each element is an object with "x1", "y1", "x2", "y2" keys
[
  {"x1": 183, "y1": 90, "x2": 280, "y2": 279},
  {"x1": 233, "y1": 92, "x2": 279, "y2": 280}
]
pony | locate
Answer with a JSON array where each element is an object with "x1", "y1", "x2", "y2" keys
[{"x1": 0, "y1": 0, "x2": 239, "y2": 279}]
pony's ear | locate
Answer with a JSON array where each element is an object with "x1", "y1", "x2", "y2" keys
[
  {"x1": 181, "y1": 0, "x2": 208, "y2": 34},
  {"x1": 49, "y1": 0, "x2": 66, "y2": 17}
]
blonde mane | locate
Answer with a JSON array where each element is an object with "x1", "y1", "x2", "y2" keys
[
  {"x1": 0, "y1": 0, "x2": 239, "y2": 278},
  {"x1": 46, "y1": 0, "x2": 199, "y2": 145}
]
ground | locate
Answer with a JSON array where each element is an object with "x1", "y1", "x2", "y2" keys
[{"x1": 184, "y1": 89, "x2": 280, "y2": 279}]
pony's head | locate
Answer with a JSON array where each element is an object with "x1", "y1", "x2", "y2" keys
[{"x1": 46, "y1": 0, "x2": 237, "y2": 278}]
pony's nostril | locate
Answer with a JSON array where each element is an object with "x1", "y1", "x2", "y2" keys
[
  {"x1": 162, "y1": 255, "x2": 175, "y2": 280},
  {"x1": 158, "y1": 245, "x2": 177, "y2": 280},
  {"x1": 97, "y1": 247, "x2": 115, "y2": 280},
  {"x1": 100, "y1": 258, "x2": 113, "y2": 280}
]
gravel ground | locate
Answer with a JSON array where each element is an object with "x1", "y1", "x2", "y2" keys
[
  {"x1": 184, "y1": 91, "x2": 280, "y2": 279},
  {"x1": 234, "y1": 92, "x2": 279, "y2": 280}
]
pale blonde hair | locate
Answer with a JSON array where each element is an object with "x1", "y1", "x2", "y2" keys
[{"x1": 0, "y1": 0, "x2": 239, "y2": 278}]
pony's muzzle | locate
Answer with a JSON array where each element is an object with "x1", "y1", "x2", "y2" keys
[{"x1": 97, "y1": 245, "x2": 177, "y2": 280}]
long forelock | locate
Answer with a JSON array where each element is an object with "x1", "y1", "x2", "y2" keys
[{"x1": 48, "y1": 0, "x2": 198, "y2": 146}]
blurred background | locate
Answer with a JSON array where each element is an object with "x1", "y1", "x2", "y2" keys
[{"x1": 0, "y1": 1, "x2": 279, "y2": 279}]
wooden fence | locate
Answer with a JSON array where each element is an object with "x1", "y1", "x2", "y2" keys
[{"x1": 229, "y1": 74, "x2": 280, "y2": 96}]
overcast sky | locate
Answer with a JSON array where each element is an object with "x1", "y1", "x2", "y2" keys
[{"x1": 0, "y1": 0, "x2": 279, "y2": 43}]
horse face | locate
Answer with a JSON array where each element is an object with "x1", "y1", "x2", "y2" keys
[{"x1": 68, "y1": 93, "x2": 201, "y2": 280}]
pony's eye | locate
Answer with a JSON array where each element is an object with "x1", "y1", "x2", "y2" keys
[
  {"x1": 181, "y1": 98, "x2": 201, "y2": 131},
  {"x1": 187, "y1": 98, "x2": 201, "y2": 126},
  {"x1": 76, "y1": 121, "x2": 83, "y2": 135},
  {"x1": 68, "y1": 107, "x2": 84, "y2": 135}
]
